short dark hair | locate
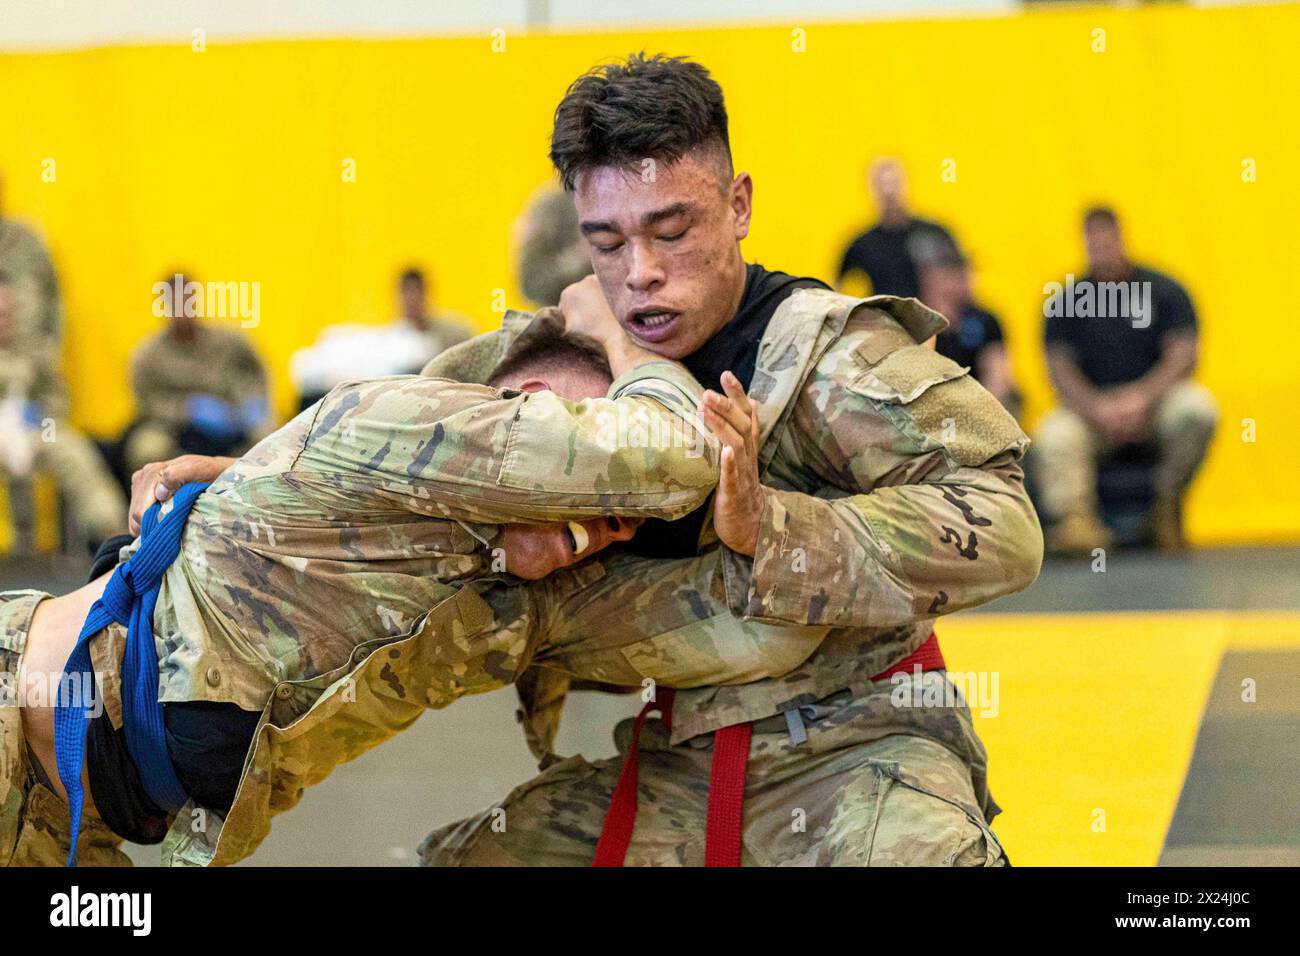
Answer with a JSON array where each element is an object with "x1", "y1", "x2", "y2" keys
[
  {"x1": 1083, "y1": 206, "x2": 1120, "y2": 230},
  {"x1": 399, "y1": 268, "x2": 425, "y2": 289},
  {"x1": 487, "y1": 310, "x2": 612, "y2": 388},
  {"x1": 550, "y1": 52, "x2": 731, "y2": 191}
]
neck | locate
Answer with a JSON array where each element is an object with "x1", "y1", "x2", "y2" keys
[
  {"x1": 720, "y1": 255, "x2": 749, "y2": 325},
  {"x1": 879, "y1": 205, "x2": 909, "y2": 228},
  {"x1": 1093, "y1": 260, "x2": 1132, "y2": 282}
]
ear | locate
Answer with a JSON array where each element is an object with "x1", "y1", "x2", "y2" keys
[
  {"x1": 730, "y1": 172, "x2": 753, "y2": 241},
  {"x1": 516, "y1": 377, "x2": 551, "y2": 394}
]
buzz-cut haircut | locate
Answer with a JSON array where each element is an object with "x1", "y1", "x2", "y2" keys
[
  {"x1": 486, "y1": 311, "x2": 613, "y2": 389},
  {"x1": 549, "y1": 52, "x2": 732, "y2": 191}
]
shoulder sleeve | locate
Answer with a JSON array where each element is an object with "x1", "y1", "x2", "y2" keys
[{"x1": 719, "y1": 320, "x2": 1041, "y2": 627}]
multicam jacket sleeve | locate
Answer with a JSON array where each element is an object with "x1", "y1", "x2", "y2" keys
[
  {"x1": 720, "y1": 318, "x2": 1042, "y2": 628},
  {"x1": 295, "y1": 361, "x2": 718, "y2": 526}
]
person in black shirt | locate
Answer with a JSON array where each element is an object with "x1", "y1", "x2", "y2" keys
[
  {"x1": 837, "y1": 158, "x2": 958, "y2": 299},
  {"x1": 1034, "y1": 207, "x2": 1217, "y2": 554},
  {"x1": 916, "y1": 242, "x2": 1022, "y2": 420}
]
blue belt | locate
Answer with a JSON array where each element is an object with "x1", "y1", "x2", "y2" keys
[{"x1": 54, "y1": 482, "x2": 209, "y2": 866}]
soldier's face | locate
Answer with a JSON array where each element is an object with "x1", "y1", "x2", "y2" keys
[
  {"x1": 574, "y1": 151, "x2": 752, "y2": 360},
  {"x1": 499, "y1": 515, "x2": 644, "y2": 579}
]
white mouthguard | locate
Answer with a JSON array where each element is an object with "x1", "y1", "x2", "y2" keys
[{"x1": 567, "y1": 521, "x2": 589, "y2": 554}]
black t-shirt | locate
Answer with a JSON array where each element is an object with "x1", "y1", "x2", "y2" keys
[
  {"x1": 1044, "y1": 265, "x2": 1197, "y2": 387},
  {"x1": 627, "y1": 263, "x2": 829, "y2": 559},
  {"x1": 837, "y1": 218, "x2": 956, "y2": 299},
  {"x1": 935, "y1": 304, "x2": 1005, "y2": 380}
]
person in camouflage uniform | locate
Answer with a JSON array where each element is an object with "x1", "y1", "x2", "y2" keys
[
  {"x1": 0, "y1": 175, "x2": 62, "y2": 347},
  {"x1": 122, "y1": 274, "x2": 271, "y2": 475},
  {"x1": 3, "y1": 315, "x2": 744, "y2": 867},
  {"x1": 1, "y1": 178, "x2": 126, "y2": 544},
  {"x1": 0, "y1": 274, "x2": 126, "y2": 546},
  {"x1": 417, "y1": 53, "x2": 1042, "y2": 867},
  {"x1": 514, "y1": 185, "x2": 593, "y2": 307}
]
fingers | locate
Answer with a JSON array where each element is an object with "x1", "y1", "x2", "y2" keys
[
  {"x1": 128, "y1": 456, "x2": 194, "y2": 535},
  {"x1": 701, "y1": 402, "x2": 747, "y2": 452},
  {"x1": 702, "y1": 372, "x2": 757, "y2": 448}
]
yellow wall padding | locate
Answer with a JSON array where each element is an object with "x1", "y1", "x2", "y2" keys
[{"x1": 1, "y1": 3, "x2": 1296, "y2": 545}]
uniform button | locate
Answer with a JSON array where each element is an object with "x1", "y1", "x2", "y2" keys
[
  {"x1": 275, "y1": 684, "x2": 293, "y2": 700},
  {"x1": 205, "y1": 666, "x2": 222, "y2": 687},
  {"x1": 352, "y1": 646, "x2": 369, "y2": 663}
]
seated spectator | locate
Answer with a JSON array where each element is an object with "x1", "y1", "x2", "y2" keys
[
  {"x1": 0, "y1": 172, "x2": 62, "y2": 349},
  {"x1": 1034, "y1": 207, "x2": 1218, "y2": 554},
  {"x1": 290, "y1": 267, "x2": 473, "y2": 409},
  {"x1": 916, "y1": 239, "x2": 1022, "y2": 419},
  {"x1": 0, "y1": 273, "x2": 125, "y2": 547},
  {"x1": 121, "y1": 273, "x2": 270, "y2": 475},
  {"x1": 837, "y1": 157, "x2": 958, "y2": 299}
]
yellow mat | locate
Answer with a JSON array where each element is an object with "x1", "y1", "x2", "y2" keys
[{"x1": 939, "y1": 611, "x2": 1300, "y2": 865}]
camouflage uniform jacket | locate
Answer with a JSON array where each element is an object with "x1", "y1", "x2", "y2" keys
[
  {"x1": 0, "y1": 218, "x2": 62, "y2": 345},
  {"x1": 422, "y1": 289, "x2": 1042, "y2": 759},
  {"x1": 91, "y1": 360, "x2": 717, "y2": 865}
]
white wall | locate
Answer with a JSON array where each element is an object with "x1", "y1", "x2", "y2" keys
[
  {"x1": 0, "y1": 0, "x2": 1280, "y2": 51},
  {"x1": 1, "y1": 0, "x2": 1011, "y2": 51}
]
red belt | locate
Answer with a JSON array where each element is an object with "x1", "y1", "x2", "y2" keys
[{"x1": 592, "y1": 631, "x2": 946, "y2": 867}]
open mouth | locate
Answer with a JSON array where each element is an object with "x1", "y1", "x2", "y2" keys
[{"x1": 627, "y1": 308, "x2": 681, "y2": 343}]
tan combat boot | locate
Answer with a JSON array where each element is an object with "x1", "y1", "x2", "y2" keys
[{"x1": 1047, "y1": 509, "x2": 1112, "y2": 558}]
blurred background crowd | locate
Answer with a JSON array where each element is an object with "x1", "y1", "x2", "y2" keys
[{"x1": 0, "y1": 161, "x2": 1222, "y2": 560}]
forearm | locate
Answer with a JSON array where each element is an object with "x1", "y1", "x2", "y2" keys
[
  {"x1": 303, "y1": 364, "x2": 719, "y2": 526},
  {"x1": 1130, "y1": 335, "x2": 1197, "y2": 404},
  {"x1": 721, "y1": 457, "x2": 1043, "y2": 627},
  {"x1": 532, "y1": 547, "x2": 831, "y2": 689},
  {"x1": 1047, "y1": 350, "x2": 1100, "y2": 419},
  {"x1": 602, "y1": 334, "x2": 670, "y2": 379},
  {"x1": 424, "y1": 361, "x2": 718, "y2": 524}
]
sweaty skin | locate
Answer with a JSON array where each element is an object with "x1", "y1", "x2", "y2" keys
[{"x1": 575, "y1": 151, "x2": 750, "y2": 361}]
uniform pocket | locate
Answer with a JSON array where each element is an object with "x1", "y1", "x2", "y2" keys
[
  {"x1": 848, "y1": 346, "x2": 969, "y2": 405},
  {"x1": 858, "y1": 758, "x2": 1006, "y2": 867}
]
